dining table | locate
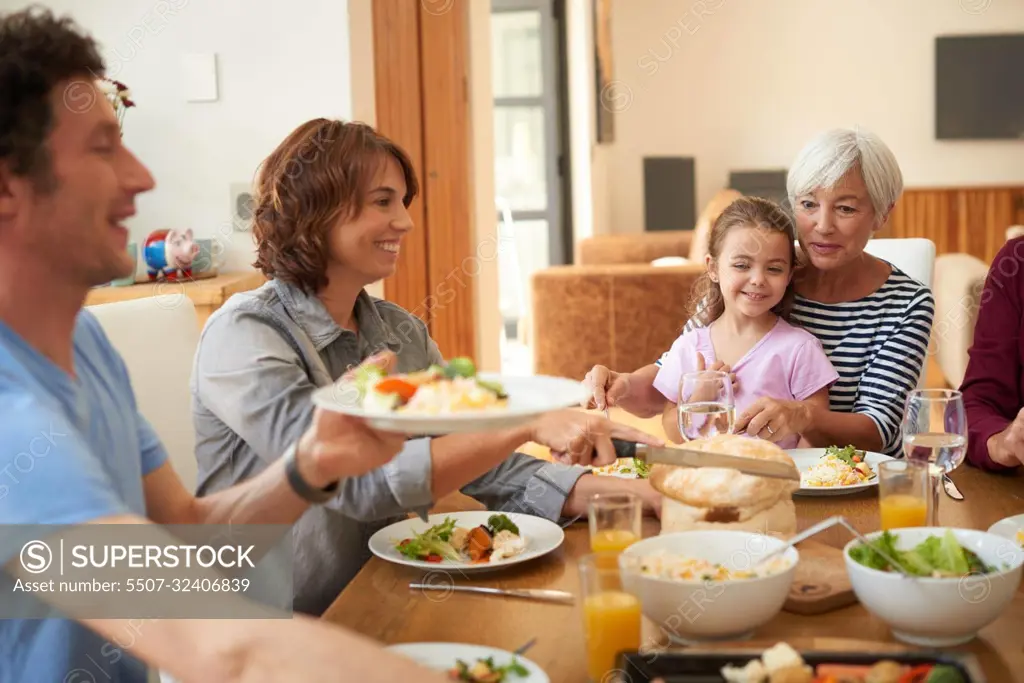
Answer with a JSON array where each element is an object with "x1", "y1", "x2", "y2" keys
[{"x1": 322, "y1": 408, "x2": 1024, "y2": 682}]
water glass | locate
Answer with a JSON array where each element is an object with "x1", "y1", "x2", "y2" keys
[
  {"x1": 878, "y1": 460, "x2": 930, "y2": 530},
  {"x1": 677, "y1": 370, "x2": 735, "y2": 441},
  {"x1": 578, "y1": 553, "x2": 642, "y2": 683},
  {"x1": 587, "y1": 493, "x2": 641, "y2": 557},
  {"x1": 901, "y1": 389, "x2": 967, "y2": 525}
]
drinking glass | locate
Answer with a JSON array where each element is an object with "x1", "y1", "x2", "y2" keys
[
  {"x1": 588, "y1": 493, "x2": 642, "y2": 558},
  {"x1": 878, "y1": 460, "x2": 930, "y2": 530},
  {"x1": 901, "y1": 389, "x2": 968, "y2": 526},
  {"x1": 578, "y1": 553, "x2": 642, "y2": 683},
  {"x1": 677, "y1": 370, "x2": 735, "y2": 441}
]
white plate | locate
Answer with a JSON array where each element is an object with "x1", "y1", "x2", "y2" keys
[
  {"x1": 988, "y1": 513, "x2": 1024, "y2": 545},
  {"x1": 787, "y1": 448, "x2": 895, "y2": 496},
  {"x1": 311, "y1": 372, "x2": 588, "y2": 435},
  {"x1": 588, "y1": 457, "x2": 648, "y2": 479},
  {"x1": 387, "y1": 642, "x2": 550, "y2": 683},
  {"x1": 368, "y1": 511, "x2": 565, "y2": 572}
]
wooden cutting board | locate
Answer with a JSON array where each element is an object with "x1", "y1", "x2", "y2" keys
[{"x1": 783, "y1": 540, "x2": 859, "y2": 615}]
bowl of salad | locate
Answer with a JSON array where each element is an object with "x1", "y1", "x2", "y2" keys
[{"x1": 844, "y1": 527, "x2": 1024, "y2": 647}]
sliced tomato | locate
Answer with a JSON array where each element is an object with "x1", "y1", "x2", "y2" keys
[
  {"x1": 398, "y1": 539, "x2": 411, "y2": 547},
  {"x1": 425, "y1": 554, "x2": 443, "y2": 563},
  {"x1": 374, "y1": 378, "x2": 418, "y2": 400},
  {"x1": 899, "y1": 664, "x2": 933, "y2": 683}
]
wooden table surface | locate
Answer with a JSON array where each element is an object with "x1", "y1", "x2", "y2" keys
[{"x1": 323, "y1": 410, "x2": 1024, "y2": 682}]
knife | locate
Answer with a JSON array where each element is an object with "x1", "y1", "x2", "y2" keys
[{"x1": 610, "y1": 439, "x2": 801, "y2": 482}]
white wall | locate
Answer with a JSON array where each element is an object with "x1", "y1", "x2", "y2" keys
[
  {"x1": 7, "y1": 0, "x2": 356, "y2": 270},
  {"x1": 605, "y1": 0, "x2": 1024, "y2": 234}
]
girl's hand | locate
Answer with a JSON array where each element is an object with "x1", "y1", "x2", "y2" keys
[
  {"x1": 734, "y1": 398, "x2": 811, "y2": 444},
  {"x1": 686, "y1": 353, "x2": 739, "y2": 403},
  {"x1": 582, "y1": 364, "x2": 632, "y2": 411}
]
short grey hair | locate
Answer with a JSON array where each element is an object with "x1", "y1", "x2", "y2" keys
[{"x1": 787, "y1": 127, "x2": 904, "y2": 223}]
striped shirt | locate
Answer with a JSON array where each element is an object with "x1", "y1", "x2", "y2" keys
[{"x1": 658, "y1": 266, "x2": 935, "y2": 456}]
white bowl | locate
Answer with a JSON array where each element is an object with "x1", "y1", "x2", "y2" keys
[
  {"x1": 844, "y1": 527, "x2": 1024, "y2": 647},
  {"x1": 618, "y1": 531, "x2": 798, "y2": 644}
]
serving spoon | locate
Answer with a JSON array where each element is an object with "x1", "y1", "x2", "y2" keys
[{"x1": 747, "y1": 515, "x2": 915, "y2": 578}]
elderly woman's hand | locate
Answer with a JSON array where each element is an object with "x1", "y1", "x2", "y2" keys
[{"x1": 734, "y1": 398, "x2": 812, "y2": 444}]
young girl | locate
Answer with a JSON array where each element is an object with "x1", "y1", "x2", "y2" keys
[{"x1": 653, "y1": 196, "x2": 838, "y2": 449}]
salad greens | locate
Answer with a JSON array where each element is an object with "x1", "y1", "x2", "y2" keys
[
  {"x1": 396, "y1": 517, "x2": 463, "y2": 562},
  {"x1": 632, "y1": 458, "x2": 651, "y2": 479},
  {"x1": 487, "y1": 514, "x2": 520, "y2": 536},
  {"x1": 825, "y1": 444, "x2": 865, "y2": 466},
  {"x1": 849, "y1": 529, "x2": 995, "y2": 577},
  {"x1": 449, "y1": 656, "x2": 529, "y2": 682}
]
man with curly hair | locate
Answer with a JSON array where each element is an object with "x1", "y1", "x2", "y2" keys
[{"x1": 0, "y1": 8, "x2": 455, "y2": 683}]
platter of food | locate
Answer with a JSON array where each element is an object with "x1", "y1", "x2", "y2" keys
[
  {"x1": 367, "y1": 511, "x2": 564, "y2": 572},
  {"x1": 616, "y1": 640, "x2": 986, "y2": 682},
  {"x1": 388, "y1": 642, "x2": 548, "y2": 683},
  {"x1": 787, "y1": 445, "x2": 894, "y2": 496},
  {"x1": 311, "y1": 357, "x2": 589, "y2": 435}
]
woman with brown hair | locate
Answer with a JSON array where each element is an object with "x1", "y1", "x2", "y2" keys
[{"x1": 190, "y1": 118, "x2": 662, "y2": 616}]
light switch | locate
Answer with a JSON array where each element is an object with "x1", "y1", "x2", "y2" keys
[{"x1": 181, "y1": 53, "x2": 218, "y2": 102}]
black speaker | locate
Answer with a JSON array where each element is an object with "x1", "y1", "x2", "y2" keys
[
  {"x1": 643, "y1": 157, "x2": 696, "y2": 232},
  {"x1": 729, "y1": 170, "x2": 790, "y2": 215}
]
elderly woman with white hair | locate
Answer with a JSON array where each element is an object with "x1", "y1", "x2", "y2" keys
[{"x1": 585, "y1": 128, "x2": 935, "y2": 457}]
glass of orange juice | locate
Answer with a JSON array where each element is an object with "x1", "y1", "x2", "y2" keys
[
  {"x1": 588, "y1": 493, "x2": 641, "y2": 558},
  {"x1": 578, "y1": 553, "x2": 642, "y2": 683},
  {"x1": 878, "y1": 460, "x2": 930, "y2": 530}
]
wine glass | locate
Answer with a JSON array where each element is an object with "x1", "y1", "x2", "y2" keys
[
  {"x1": 901, "y1": 388, "x2": 968, "y2": 526},
  {"x1": 677, "y1": 370, "x2": 735, "y2": 441}
]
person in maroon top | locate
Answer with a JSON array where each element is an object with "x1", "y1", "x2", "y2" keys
[{"x1": 960, "y1": 236, "x2": 1024, "y2": 472}]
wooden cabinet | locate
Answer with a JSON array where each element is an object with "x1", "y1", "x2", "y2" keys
[{"x1": 85, "y1": 271, "x2": 267, "y2": 330}]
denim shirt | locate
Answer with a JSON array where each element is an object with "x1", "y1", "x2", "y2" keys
[{"x1": 190, "y1": 278, "x2": 587, "y2": 616}]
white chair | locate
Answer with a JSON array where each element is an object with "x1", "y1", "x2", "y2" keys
[
  {"x1": 87, "y1": 294, "x2": 199, "y2": 491},
  {"x1": 863, "y1": 237, "x2": 937, "y2": 389},
  {"x1": 864, "y1": 237, "x2": 936, "y2": 289}
]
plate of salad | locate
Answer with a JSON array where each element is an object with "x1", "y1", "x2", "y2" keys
[
  {"x1": 589, "y1": 457, "x2": 651, "y2": 479},
  {"x1": 787, "y1": 445, "x2": 894, "y2": 496},
  {"x1": 311, "y1": 357, "x2": 589, "y2": 435},
  {"x1": 368, "y1": 511, "x2": 565, "y2": 572},
  {"x1": 388, "y1": 642, "x2": 549, "y2": 683}
]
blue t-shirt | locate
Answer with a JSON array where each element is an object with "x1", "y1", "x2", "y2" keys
[{"x1": 0, "y1": 310, "x2": 168, "y2": 683}]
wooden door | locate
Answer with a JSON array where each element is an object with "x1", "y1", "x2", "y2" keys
[{"x1": 373, "y1": 0, "x2": 477, "y2": 361}]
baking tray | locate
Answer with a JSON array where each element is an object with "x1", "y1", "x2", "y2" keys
[{"x1": 616, "y1": 648, "x2": 987, "y2": 682}]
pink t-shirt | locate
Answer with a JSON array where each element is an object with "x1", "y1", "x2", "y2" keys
[{"x1": 653, "y1": 318, "x2": 838, "y2": 449}]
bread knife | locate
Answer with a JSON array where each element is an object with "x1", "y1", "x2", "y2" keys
[{"x1": 611, "y1": 439, "x2": 801, "y2": 482}]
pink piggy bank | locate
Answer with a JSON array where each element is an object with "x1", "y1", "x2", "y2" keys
[{"x1": 143, "y1": 228, "x2": 200, "y2": 281}]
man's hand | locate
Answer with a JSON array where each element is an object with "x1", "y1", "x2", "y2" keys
[
  {"x1": 529, "y1": 410, "x2": 664, "y2": 467},
  {"x1": 734, "y1": 397, "x2": 811, "y2": 444},
  {"x1": 987, "y1": 408, "x2": 1024, "y2": 468},
  {"x1": 582, "y1": 365, "x2": 632, "y2": 411},
  {"x1": 295, "y1": 352, "x2": 408, "y2": 488}
]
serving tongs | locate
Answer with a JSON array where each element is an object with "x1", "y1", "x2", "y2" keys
[{"x1": 747, "y1": 515, "x2": 917, "y2": 578}]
